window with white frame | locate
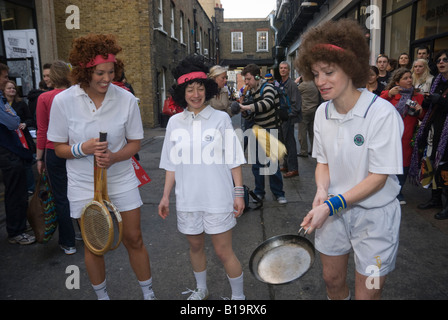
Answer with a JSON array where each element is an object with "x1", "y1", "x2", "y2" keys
[
  {"x1": 257, "y1": 31, "x2": 268, "y2": 52},
  {"x1": 180, "y1": 11, "x2": 184, "y2": 43},
  {"x1": 231, "y1": 32, "x2": 243, "y2": 52},
  {"x1": 170, "y1": 2, "x2": 175, "y2": 37},
  {"x1": 158, "y1": 0, "x2": 164, "y2": 30}
]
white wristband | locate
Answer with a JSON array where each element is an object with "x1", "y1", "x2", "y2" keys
[{"x1": 71, "y1": 142, "x2": 87, "y2": 159}]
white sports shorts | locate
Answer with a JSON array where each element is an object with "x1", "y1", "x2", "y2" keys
[
  {"x1": 315, "y1": 199, "x2": 401, "y2": 277},
  {"x1": 70, "y1": 187, "x2": 143, "y2": 219},
  {"x1": 177, "y1": 210, "x2": 237, "y2": 235}
]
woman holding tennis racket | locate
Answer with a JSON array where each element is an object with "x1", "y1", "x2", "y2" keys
[
  {"x1": 47, "y1": 34, "x2": 155, "y2": 300},
  {"x1": 158, "y1": 55, "x2": 246, "y2": 300}
]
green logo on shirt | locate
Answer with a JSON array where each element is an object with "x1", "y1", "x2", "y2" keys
[{"x1": 354, "y1": 134, "x2": 364, "y2": 146}]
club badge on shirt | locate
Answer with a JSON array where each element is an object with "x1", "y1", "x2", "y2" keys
[{"x1": 354, "y1": 134, "x2": 365, "y2": 146}]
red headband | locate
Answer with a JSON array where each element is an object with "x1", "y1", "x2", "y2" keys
[
  {"x1": 81, "y1": 54, "x2": 117, "y2": 68},
  {"x1": 313, "y1": 44, "x2": 345, "y2": 52},
  {"x1": 177, "y1": 72, "x2": 208, "y2": 85}
]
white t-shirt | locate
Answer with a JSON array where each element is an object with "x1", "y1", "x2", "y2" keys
[
  {"x1": 160, "y1": 106, "x2": 246, "y2": 213},
  {"x1": 312, "y1": 89, "x2": 404, "y2": 208},
  {"x1": 47, "y1": 84, "x2": 143, "y2": 202}
]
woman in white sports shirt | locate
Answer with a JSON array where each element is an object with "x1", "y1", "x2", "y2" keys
[
  {"x1": 47, "y1": 34, "x2": 155, "y2": 300},
  {"x1": 158, "y1": 55, "x2": 246, "y2": 300},
  {"x1": 296, "y1": 19, "x2": 404, "y2": 300}
]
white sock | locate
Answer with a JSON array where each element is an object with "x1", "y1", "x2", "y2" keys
[
  {"x1": 193, "y1": 270, "x2": 207, "y2": 290},
  {"x1": 227, "y1": 272, "x2": 245, "y2": 300},
  {"x1": 92, "y1": 279, "x2": 110, "y2": 300},
  {"x1": 327, "y1": 291, "x2": 351, "y2": 300},
  {"x1": 139, "y1": 277, "x2": 155, "y2": 300}
]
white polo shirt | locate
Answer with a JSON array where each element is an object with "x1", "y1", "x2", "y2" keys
[
  {"x1": 312, "y1": 89, "x2": 404, "y2": 208},
  {"x1": 47, "y1": 84, "x2": 143, "y2": 202},
  {"x1": 160, "y1": 105, "x2": 246, "y2": 213}
]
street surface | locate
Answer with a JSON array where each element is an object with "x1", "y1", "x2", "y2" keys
[{"x1": 1, "y1": 121, "x2": 448, "y2": 304}]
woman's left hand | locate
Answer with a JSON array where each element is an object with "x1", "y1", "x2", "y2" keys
[
  {"x1": 415, "y1": 103, "x2": 423, "y2": 113},
  {"x1": 300, "y1": 203, "x2": 331, "y2": 234},
  {"x1": 95, "y1": 148, "x2": 115, "y2": 169},
  {"x1": 233, "y1": 197, "x2": 245, "y2": 217}
]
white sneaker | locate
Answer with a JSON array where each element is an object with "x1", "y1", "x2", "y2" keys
[
  {"x1": 144, "y1": 291, "x2": 156, "y2": 300},
  {"x1": 60, "y1": 245, "x2": 77, "y2": 255},
  {"x1": 183, "y1": 288, "x2": 209, "y2": 300},
  {"x1": 8, "y1": 233, "x2": 36, "y2": 245},
  {"x1": 277, "y1": 196, "x2": 288, "y2": 204}
]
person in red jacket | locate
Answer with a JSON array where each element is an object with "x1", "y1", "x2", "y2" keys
[{"x1": 381, "y1": 68, "x2": 425, "y2": 204}]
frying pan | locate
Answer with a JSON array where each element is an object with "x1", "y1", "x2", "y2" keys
[{"x1": 249, "y1": 227, "x2": 315, "y2": 285}]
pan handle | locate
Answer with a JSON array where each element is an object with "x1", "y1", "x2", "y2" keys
[{"x1": 298, "y1": 226, "x2": 312, "y2": 237}]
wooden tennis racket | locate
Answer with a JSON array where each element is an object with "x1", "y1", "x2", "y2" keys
[
  {"x1": 80, "y1": 132, "x2": 114, "y2": 255},
  {"x1": 101, "y1": 163, "x2": 122, "y2": 251}
]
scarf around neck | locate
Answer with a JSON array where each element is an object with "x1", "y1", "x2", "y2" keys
[
  {"x1": 395, "y1": 87, "x2": 414, "y2": 117},
  {"x1": 409, "y1": 73, "x2": 448, "y2": 181}
]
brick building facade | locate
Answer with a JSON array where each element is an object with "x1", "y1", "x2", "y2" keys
[
  {"x1": 51, "y1": 0, "x2": 216, "y2": 127},
  {"x1": 8, "y1": 0, "x2": 215, "y2": 127},
  {"x1": 0, "y1": 0, "x2": 275, "y2": 127},
  {"x1": 152, "y1": 0, "x2": 216, "y2": 126},
  {"x1": 51, "y1": 0, "x2": 154, "y2": 125},
  {"x1": 215, "y1": 6, "x2": 275, "y2": 69}
]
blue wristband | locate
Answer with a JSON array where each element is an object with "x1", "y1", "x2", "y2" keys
[{"x1": 324, "y1": 194, "x2": 347, "y2": 216}]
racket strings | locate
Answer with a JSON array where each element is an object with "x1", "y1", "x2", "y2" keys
[{"x1": 83, "y1": 204, "x2": 112, "y2": 250}]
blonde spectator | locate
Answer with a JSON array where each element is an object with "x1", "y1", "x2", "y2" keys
[
  {"x1": 208, "y1": 65, "x2": 232, "y2": 116},
  {"x1": 411, "y1": 59, "x2": 434, "y2": 94}
]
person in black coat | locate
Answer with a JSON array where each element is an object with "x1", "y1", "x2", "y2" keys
[
  {"x1": 410, "y1": 50, "x2": 448, "y2": 220},
  {"x1": 4, "y1": 80, "x2": 36, "y2": 193},
  {"x1": 0, "y1": 64, "x2": 35, "y2": 244}
]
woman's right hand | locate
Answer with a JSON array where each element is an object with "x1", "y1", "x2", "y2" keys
[
  {"x1": 300, "y1": 203, "x2": 331, "y2": 234},
  {"x1": 301, "y1": 189, "x2": 330, "y2": 234},
  {"x1": 37, "y1": 160, "x2": 45, "y2": 175},
  {"x1": 389, "y1": 86, "x2": 401, "y2": 97},
  {"x1": 81, "y1": 138, "x2": 108, "y2": 156},
  {"x1": 158, "y1": 197, "x2": 170, "y2": 219}
]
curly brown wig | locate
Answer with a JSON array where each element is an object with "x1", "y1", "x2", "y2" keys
[
  {"x1": 295, "y1": 19, "x2": 370, "y2": 88},
  {"x1": 171, "y1": 54, "x2": 218, "y2": 108},
  {"x1": 68, "y1": 34, "x2": 123, "y2": 89}
]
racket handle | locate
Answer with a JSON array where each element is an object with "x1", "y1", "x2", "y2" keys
[{"x1": 99, "y1": 132, "x2": 107, "y2": 142}]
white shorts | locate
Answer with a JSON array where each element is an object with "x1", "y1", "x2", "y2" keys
[
  {"x1": 177, "y1": 210, "x2": 237, "y2": 235},
  {"x1": 70, "y1": 187, "x2": 143, "y2": 219},
  {"x1": 315, "y1": 199, "x2": 401, "y2": 277}
]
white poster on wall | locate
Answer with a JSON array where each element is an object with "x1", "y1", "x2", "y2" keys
[{"x1": 3, "y1": 29, "x2": 41, "y2": 90}]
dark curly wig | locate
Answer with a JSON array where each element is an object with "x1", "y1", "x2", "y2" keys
[
  {"x1": 68, "y1": 34, "x2": 123, "y2": 89},
  {"x1": 171, "y1": 54, "x2": 218, "y2": 108},
  {"x1": 295, "y1": 19, "x2": 370, "y2": 88}
]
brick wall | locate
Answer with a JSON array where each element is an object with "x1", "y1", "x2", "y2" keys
[
  {"x1": 50, "y1": 0, "x2": 216, "y2": 127},
  {"x1": 53, "y1": 0, "x2": 154, "y2": 126},
  {"x1": 151, "y1": 0, "x2": 215, "y2": 125}
]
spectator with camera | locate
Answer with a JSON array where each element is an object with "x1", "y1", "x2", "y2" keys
[
  {"x1": 238, "y1": 64, "x2": 287, "y2": 204},
  {"x1": 381, "y1": 68, "x2": 424, "y2": 204},
  {"x1": 409, "y1": 50, "x2": 448, "y2": 220}
]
